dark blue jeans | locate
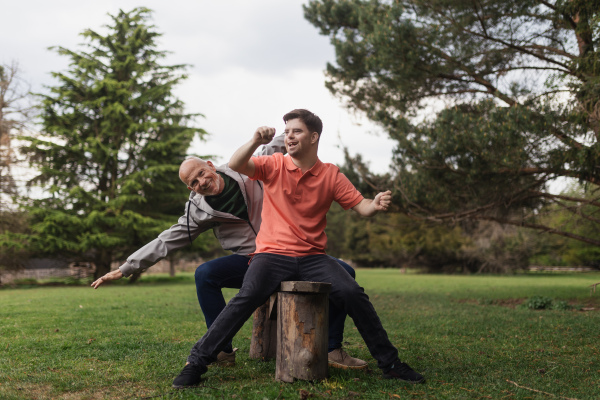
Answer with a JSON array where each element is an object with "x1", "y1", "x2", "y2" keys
[
  {"x1": 188, "y1": 253, "x2": 399, "y2": 370},
  {"x1": 194, "y1": 254, "x2": 354, "y2": 353}
]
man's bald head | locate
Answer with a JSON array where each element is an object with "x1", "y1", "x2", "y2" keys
[
  {"x1": 179, "y1": 157, "x2": 225, "y2": 196},
  {"x1": 179, "y1": 157, "x2": 206, "y2": 184}
]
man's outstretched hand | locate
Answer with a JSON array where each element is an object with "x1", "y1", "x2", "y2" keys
[
  {"x1": 91, "y1": 269, "x2": 123, "y2": 289},
  {"x1": 352, "y1": 190, "x2": 393, "y2": 216},
  {"x1": 373, "y1": 190, "x2": 392, "y2": 211}
]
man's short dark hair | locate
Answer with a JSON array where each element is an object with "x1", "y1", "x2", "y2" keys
[{"x1": 283, "y1": 109, "x2": 323, "y2": 136}]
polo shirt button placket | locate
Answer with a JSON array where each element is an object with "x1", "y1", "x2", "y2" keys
[{"x1": 293, "y1": 171, "x2": 302, "y2": 202}]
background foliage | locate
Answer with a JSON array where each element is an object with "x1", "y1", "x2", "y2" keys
[
  {"x1": 10, "y1": 8, "x2": 206, "y2": 279},
  {"x1": 305, "y1": 0, "x2": 600, "y2": 249}
]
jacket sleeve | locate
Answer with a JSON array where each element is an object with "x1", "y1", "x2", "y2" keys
[
  {"x1": 256, "y1": 134, "x2": 286, "y2": 156},
  {"x1": 118, "y1": 201, "x2": 214, "y2": 277}
]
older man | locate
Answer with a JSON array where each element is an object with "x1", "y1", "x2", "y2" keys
[{"x1": 91, "y1": 134, "x2": 366, "y2": 369}]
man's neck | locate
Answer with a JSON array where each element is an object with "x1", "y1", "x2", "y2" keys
[{"x1": 290, "y1": 153, "x2": 318, "y2": 173}]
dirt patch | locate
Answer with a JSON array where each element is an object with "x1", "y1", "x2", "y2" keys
[
  {"x1": 59, "y1": 386, "x2": 158, "y2": 400},
  {"x1": 456, "y1": 298, "x2": 526, "y2": 309},
  {"x1": 2, "y1": 383, "x2": 55, "y2": 400}
]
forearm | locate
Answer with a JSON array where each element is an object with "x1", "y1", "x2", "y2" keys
[
  {"x1": 120, "y1": 212, "x2": 208, "y2": 276},
  {"x1": 230, "y1": 126, "x2": 276, "y2": 175},
  {"x1": 352, "y1": 199, "x2": 378, "y2": 217},
  {"x1": 229, "y1": 140, "x2": 260, "y2": 176}
]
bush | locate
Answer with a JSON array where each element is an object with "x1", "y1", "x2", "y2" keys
[
  {"x1": 521, "y1": 296, "x2": 573, "y2": 310},
  {"x1": 551, "y1": 300, "x2": 572, "y2": 311},
  {"x1": 523, "y1": 296, "x2": 554, "y2": 310}
]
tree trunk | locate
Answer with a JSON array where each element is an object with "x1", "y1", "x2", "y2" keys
[
  {"x1": 128, "y1": 271, "x2": 142, "y2": 283},
  {"x1": 275, "y1": 281, "x2": 331, "y2": 383},
  {"x1": 93, "y1": 257, "x2": 111, "y2": 280},
  {"x1": 249, "y1": 295, "x2": 277, "y2": 360},
  {"x1": 169, "y1": 256, "x2": 176, "y2": 277}
]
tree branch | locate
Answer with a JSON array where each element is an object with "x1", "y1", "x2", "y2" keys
[
  {"x1": 478, "y1": 216, "x2": 600, "y2": 246},
  {"x1": 536, "y1": 191, "x2": 600, "y2": 208}
]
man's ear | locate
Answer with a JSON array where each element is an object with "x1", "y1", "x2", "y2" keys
[
  {"x1": 187, "y1": 186, "x2": 193, "y2": 191},
  {"x1": 311, "y1": 132, "x2": 319, "y2": 144},
  {"x1": 206, "y1": 160, "x2": 216, "y2": 170}
]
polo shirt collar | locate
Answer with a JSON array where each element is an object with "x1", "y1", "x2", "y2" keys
[{"x1": 284, "y1": 155, "x2": 324, "y2": 176}]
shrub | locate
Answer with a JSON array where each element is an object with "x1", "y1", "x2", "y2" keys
[
  {"x1": 523, "y1": 296, "x2": 554, "y2": 310},
  {"x1": 550, "y1": 300, "x2": 572, "y2": 311}
]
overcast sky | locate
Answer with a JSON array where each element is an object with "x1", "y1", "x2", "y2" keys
[{"x1": 2, "y1": 0, "x2": 396, "y2": 173}]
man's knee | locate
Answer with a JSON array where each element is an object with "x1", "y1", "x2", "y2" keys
[
  {"x1": 333, "y1": 258, "x2": 356, "y2": 279},
  {"x1": 333, "y1": 282, "x2": 364, "y2": 301},
  {"x1": 194, "y1": 262, "x2": 215, "y2": 287}
]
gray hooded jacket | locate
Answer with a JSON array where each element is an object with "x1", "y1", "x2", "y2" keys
[{"x1": 119, "y1": 135, "x2": 286, "y2": 277}]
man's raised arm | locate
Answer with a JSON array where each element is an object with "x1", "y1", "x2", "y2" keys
[
  {"x1": 229, "y1": 126, "x2": 276, "y2": 176},
  {"x1": 352, "y1": 190, "x2": 392, "y2": 217}
]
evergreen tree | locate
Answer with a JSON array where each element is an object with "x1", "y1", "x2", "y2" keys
[
  {"x1": 18, "y1": 8, "x2": 205, "y2": 279},
  {"x1": 305, "y1": 0, "x2": 600, "y2": 246}
]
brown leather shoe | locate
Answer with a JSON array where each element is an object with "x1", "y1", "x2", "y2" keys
[
  {"x1": 210, "y1": 347, "x2": 238, "y2": 367},
  {"x1": 328, "y1": 348, "x2": 368, "y2": 370}
]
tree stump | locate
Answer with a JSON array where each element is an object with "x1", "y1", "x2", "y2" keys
[
  {"x1": 249, "y1": 293, "x2": 278, "y2": 360},
  {"x1": 275, "y1": 281, "x2": 331, "y2": 382}
]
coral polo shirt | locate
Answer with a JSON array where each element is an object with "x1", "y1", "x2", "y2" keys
[{"x1": 249, "y1": 153, "x2": 364, "y2": 256}]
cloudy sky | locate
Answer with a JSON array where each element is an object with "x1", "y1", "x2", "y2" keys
[{"x1": 2, "y1": 0, "x2": 396, "y2": 173}]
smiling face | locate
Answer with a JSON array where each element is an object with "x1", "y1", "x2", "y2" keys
[
  {"x1": 284, "y1": 118, "x2": 319, "y2": 158},
  {"x1": 179, "y1": 159, "x2": 224, "y2": 196}
]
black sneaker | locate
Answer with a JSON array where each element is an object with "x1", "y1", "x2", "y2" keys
[
  {"x1": 382, "y1": 362, "x2": 425, "y2": 384},
  {"x1": 172, "y1": 363, "x2": 207, "y2": 388}
]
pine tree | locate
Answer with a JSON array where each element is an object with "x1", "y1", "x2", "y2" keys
[{"x1": 19, "y1": 8, "x2": 206, "y2": 279}]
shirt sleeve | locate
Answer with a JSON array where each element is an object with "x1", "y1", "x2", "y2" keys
[
  {"x1": 250, "y1": 154, "x2": 280, "y2": 183},
  {"x1": 333, "y1": 171, "x2": 364, "y2": 210},
  {"x1": 119, "y1": 201, "x2": 213, "y2": 277}
]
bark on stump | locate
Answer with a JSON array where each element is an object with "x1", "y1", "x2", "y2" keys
[
  {"x1": 275, "y1": 281, "x2": 331, "y2": 383},
  {"x1": 249, "y1": 294, "x2": 278, "y2": 360}
]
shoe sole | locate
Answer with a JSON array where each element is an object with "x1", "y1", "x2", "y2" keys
[
  {"x1": 328, "y1": 360, "x2": 368, "y2": 370},
  {"x1": 172, "y1": 382, "x2": 202, "y2": 389},
  {"x1": 208, "y1": 348, "x2": 238, "y2": 367}
]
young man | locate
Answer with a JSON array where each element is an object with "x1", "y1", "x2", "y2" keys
[
  {"x1": 90, "y1": 134, "x2": 366, "y2": 369},
  {"x1": 172, "y1": 109, "x2": 425, "y2": 388}
]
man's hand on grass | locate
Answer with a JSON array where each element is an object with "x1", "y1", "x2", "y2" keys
[{"x1": 91, "y1": 269, "x2": 123, "y2": 289}]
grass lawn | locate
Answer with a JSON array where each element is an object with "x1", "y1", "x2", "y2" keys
[{"x1": 1, "y1": 270, "x2": 599, "y2": 399}]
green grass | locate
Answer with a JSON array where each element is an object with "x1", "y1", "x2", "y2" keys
[{"x1": 1, "y1": 270, "x2": 599, "y2": 399}]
